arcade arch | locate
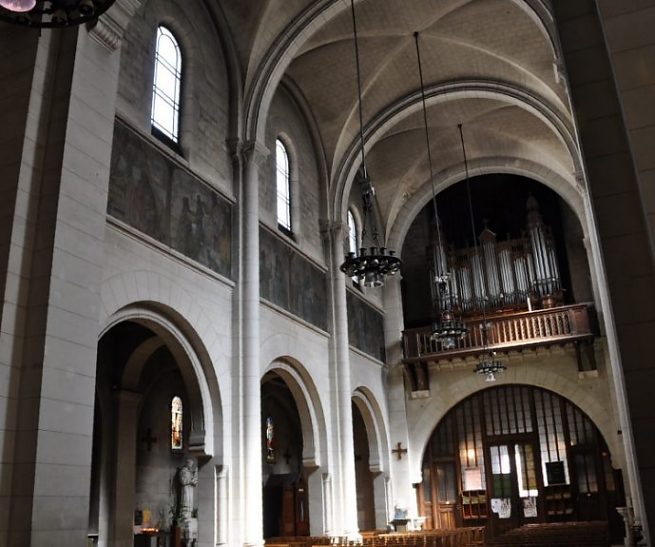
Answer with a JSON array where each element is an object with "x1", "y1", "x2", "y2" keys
[
  {"x1": 90, "y1": 307, "x2": 222, "y2": 547},
  {"x1": 417, "y1": 385, "x2": 624, "y2": 540},
  {"x1": 261, "y1": 359, "x2": 329, "y2": 537}
]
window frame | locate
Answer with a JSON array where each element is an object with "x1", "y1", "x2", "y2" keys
[
  {"x1": 347, "y1": 207, "x2": 362, "y2": 287},
  {"x1": 171, "y1": 395, "x2": 184, "y2": 451},
  {"x1": 275, "y1": 138, "x2": 293, "y2": 236},
  {"x1": 347, "y1": 208, "x2": 359, "y2": 255},
  {"x1": 151, "y1": 25, "x2": 183, "y2": 151}
]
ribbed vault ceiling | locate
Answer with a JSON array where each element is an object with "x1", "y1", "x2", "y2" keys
[{"x1": 220, "y1": 0, "x2": 579, "y2": 238}]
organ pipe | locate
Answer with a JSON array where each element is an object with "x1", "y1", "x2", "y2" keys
[{"x1": 429, "y1": 195, "x2": 563, "y2": 316}]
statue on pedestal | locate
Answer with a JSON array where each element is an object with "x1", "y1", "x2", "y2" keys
[{"x1": 175, "y1": 457, "x2": 199, "y2": 545}]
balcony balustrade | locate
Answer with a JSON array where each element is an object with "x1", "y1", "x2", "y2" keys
[{"x1": 403, "y1": 303, "x2": 597, "y2": 365}]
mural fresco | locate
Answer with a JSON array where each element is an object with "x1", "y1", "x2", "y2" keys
[
  {"x1": 260, "y1": 228, "x2": 328, "y2": 331},
  {"x1": 108, "y1": 120, "x2": 232, "y2": 279},
  {"x1": 346, "y1": 291, "x2": 386, "y2": 362}
]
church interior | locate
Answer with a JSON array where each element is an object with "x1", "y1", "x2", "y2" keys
[{"x1": 1, "y1": 1, "x2": 655, "y2": 546}]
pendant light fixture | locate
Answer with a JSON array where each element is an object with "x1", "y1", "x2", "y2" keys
[
  {"x1": 414, "y1": 32, "x2": 468, "y2": 349},
  {"x1": 0, "y1": 0, "x2": 115, "y2": 27},
  {"x1": 339, "y1": 0, "x2": 401, "y2": 288},
  {"x1": 458, "y1": 124, "x2": 506, "y2": 381}
]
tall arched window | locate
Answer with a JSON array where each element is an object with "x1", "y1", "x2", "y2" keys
[
  {"x1": 347, "y1": 209, "x2": 358, "y2": 254},
  {"x1": 347, "y1": 209, "x2": 360, "y2": 285},
  {"x1": 171, "y1": 396, "x2": 183, "y2": 450},
  {"x1": 276, "y1": 139, "x2": 292, "y2": 233},
  {"x1": 151, "y1": 26, "x2": 182, "y2": 144}
]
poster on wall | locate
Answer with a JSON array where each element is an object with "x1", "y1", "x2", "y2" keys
[
  {"x1": 464, "y1": 467, "x2": 483, "y2": 491},
  {"x1": 523, "y1": 497, "x2": 538, "y2": 518},
  {"x1": 491, "y1": 498, "x2": 512, "y2": 519}
]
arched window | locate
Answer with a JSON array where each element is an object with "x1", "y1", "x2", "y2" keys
[
  {"x1": 151, "y1": 26, "x2": 182, "y2": 144},
  {"x1": 276, "y1": 139, "x2": 292, "y2": 233},
  {"x1": 171, "y1": 396, "x2": 183, "y2": 450},
  {"x1": 347, "y1": 209, "x2": 360, "y2": 285},
  {"x1": 347, "y1": 209, "x2": 358, "y2": 255}
]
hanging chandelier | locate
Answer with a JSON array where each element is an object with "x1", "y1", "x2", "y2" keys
[
  {"x1": 339, "y1": 0, "x2": 401, "y2": 288},
  {"x1": 458, "y1": 124, "x2": 506, "y2": 381},
  {"x1": 414, "y1": 32, "x2": 468, "y2": 348},
  {"x1": 0, "y1": 0, "x2": 115, "y2": 27},
  {"x1": 475, "y1": 351, "x2": 506, "y2": 382}
]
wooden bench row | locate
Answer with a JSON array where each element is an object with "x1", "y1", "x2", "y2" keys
[
  {"x1": 265, "y1": 527, "x2": 485, "y2": 547},
  {"x1": 486, "y1": 521, "x2": 610, "y2": 546}
]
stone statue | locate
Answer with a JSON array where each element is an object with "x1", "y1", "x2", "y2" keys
[{"x1": 178, "y1": 457, "x2": 198, "y2": 521}]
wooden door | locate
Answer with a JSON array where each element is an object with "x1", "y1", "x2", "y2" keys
[
  {"x1": 295, "y1": 477, "x2": 310, "y2": 535},
  {"x1": 280, "y1": 485, "x2": 296, "y2": 536},
  {"x1": 434, "y1": 462, "x2": 458, "y2": 529}
]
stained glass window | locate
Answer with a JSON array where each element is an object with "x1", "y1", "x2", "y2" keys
[
  {"x1": 152, "y1": 26, "x2": 182, "y2": 143},
  {"x1": 265, "y1": 415, "x2": 275, "y2": 463},
  {"x1": 171, "y1": 396, "x2": 183, "y2": 450}
]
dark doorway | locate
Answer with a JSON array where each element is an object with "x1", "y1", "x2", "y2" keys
[{"x1": 261, "y1": 372, "x2": 309, "y2": 538}]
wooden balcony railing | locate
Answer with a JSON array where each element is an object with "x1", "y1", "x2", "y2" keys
[{"x1": 403, "y1": 303, "x2": 597, "y2": 364}]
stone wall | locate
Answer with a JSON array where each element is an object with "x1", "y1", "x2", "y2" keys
[{"x1": 116, "y1": 0, "x2": 232, "y2": 194}]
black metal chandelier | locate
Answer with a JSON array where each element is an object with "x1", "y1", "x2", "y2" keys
[
  {"x1": 339, "y1": 0, "x2": 401, "y2": 288},
  {"x1": 458, "y1": 124, "x2": 506, "y2": 381},
  {"x1": 475, "y1": 352, "x2": 506, "y2": 382},
  {"x1": 0, "y1": 0, "x2": 115, "y2": 27},
  {"x1": 414, "y1": 32, "x2": 468, "y2": 349}
]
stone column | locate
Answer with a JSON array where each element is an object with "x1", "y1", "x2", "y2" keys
[
  {"x1": 383, "y1": 275, "x2": 418, "y2": 520},
  {"x1": 111, "y1": 391, "x2": 141, "y2": 547},
  {"x1": 240, "y1": 141, "x2": 268, "y2": 547},
  {"x1": 216, "y1": 466, "x2": 228, "y2": 546},
  {"x1": 554, "y1": 2, "x2": 653, "y2": 540},
  {"x1": 328, "y1": 222, "x2": 359, "y2": 538},
  {"x1": 320, "y1": 473, "x2": 332, "y2": 536},
  {"x1": 0, "y1": 3, "x2": 139, "y2": 544}
]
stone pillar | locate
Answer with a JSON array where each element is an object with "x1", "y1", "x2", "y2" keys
[
  {"x1": 383, "y1": 275, "x2": 417, "y2": 520},
  {"x1": 553, "y1": 2, "x2": 654, "y2": 541},
  {"x1": 241, "y1": 141, "x2": 268, "y2": 547},
  {"x1": 306, "y1": 467, "x2": 325, "y2": 536},
  {"x1": 216, "y1": 466, "x2": 228, "y2": 546},
  {"x1": 372, "y1": 472, "x2": 390, "y2": 529},
  {"x1": 0, "y1": 3, "x2": 139, "y2": 544},
  {"x1": 111, "y1": 391, "x2": 141, "y2": 547},
  {"x1": 328, "y1": 222, "x2": 359, "y2": 538},
  {"x1": 321, "y1": 473, "x2": 333, "y2": 536}
]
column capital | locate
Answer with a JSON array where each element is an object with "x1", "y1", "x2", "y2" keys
[
  {"x1": 320, "y1": 220, "x2": 347, "y2": 238},
  {"x1": 242, "y1": 140, "x2": 269, "y2": 167},
  {"x1": 89, "y1": 0, "x2": 143, "y2": 51}
]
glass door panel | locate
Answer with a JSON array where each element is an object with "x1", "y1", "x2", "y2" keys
[{"x1": 515, "y1": 442, "x2": 539, "y2": 520}]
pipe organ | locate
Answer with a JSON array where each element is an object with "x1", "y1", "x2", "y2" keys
[{"x1": 430, "y1": 195, "x2": 563, "y2": 316}]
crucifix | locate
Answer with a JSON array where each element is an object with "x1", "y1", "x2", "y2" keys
[
  {"x1": 391, "y1": 442, "x2": 407, "y2": 461},
  {"x1": 141, "y1": 428, "x2": 157, "y2": 452},
  {"x1": 283, "y1": 448, "x2": 292, "y2": 465}
]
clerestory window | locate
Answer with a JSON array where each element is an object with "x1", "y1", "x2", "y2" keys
[
  {"x1": 151, "y1": 26, "x2": 182, "y2": 145},
  {"x1": 276, "y1": 139, "x2": 292, "y2": 233}
]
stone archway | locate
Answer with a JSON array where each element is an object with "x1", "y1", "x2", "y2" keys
[
  {"x1": 417, "y1": 384, "x2": 625, "y2": 541},
  {"x1": 261, "y1": 359, "x2": 329, "y2": 538},
  {"x1": 90, "y1": 307, "x2": 221, "y2": 547},
  {"x1": 352, "y1": 388, "x2": 391, "y2": 531},
  {"x1": 261, "y1": 371, "x2": 308, "y2": 538}
]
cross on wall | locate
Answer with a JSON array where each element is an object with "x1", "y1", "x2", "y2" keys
[
  {"x1": 392, "y1": 442, "x2": 408, "y2": 460},
  {"x1": 141, "y1": 428, "x2": 157, "y2": 452}
]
